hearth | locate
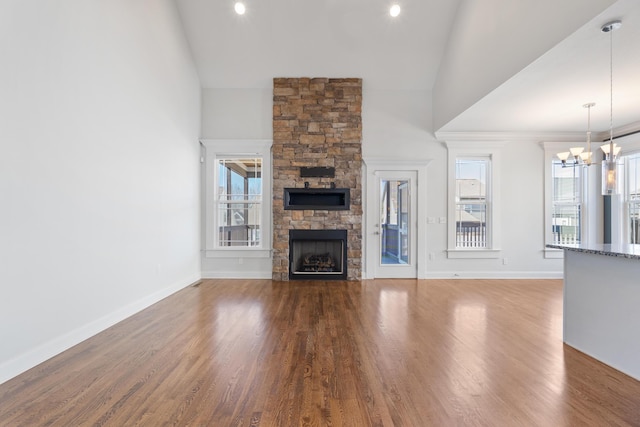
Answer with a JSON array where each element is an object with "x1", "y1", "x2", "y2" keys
[{"x1": 289, "y1": 229, "x2": 347, "y2": 280}]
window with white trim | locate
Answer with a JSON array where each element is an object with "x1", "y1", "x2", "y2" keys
[
  {"x1": 216, "y1": 157, "x2": 262, "y2": 247},
  {"x1": 542, "y1": 141, "x2": 591, "y2": 257},
  {"x1": 202, "y1": 140, "x2": 272, "y2": 256},
  {"x1": 604, "y1": 133, "x2": 640, "y2": 246},
  {"x1": 446, "y1": 141, "x2": 502, "y2": 259},
  {"x1": 455, "y1": 158, "x2": 489, "y2": 248},
  {"x1": 550, "y1": 160, "x2": 584, "y2": 244}
]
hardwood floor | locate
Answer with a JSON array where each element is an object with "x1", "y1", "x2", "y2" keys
[{"x1": 1, "y1": 279, "x2": 640, "y2": 426}]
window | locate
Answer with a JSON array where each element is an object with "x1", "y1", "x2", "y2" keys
[
  {"x1": 455, "y1": 158, "x2": 489, "y2": 248},
  {"x1": 202, "y1": 140, "x2": 272, "y2": 256},
  {"x1": 446, "y1": 141, "x2": 502, "y2": 259},
  {"x1": 380, "y1": 179, "x2": 409, "y2": 264},
  {"x1": 217, "y1": 158, "x2": 262, "y2": 247},
  {"x1": 604, "y1": 133, "x2": 640, "y2": 246},
  {"x1": 623, "y1": 152, "x2": 640, "y2": 244},
  {"x1": 542, "y1": 141, "x2": 591, "y2": 258},
  {"x1": 550, "y1": 160, "x2": 583, "y2": 244}
]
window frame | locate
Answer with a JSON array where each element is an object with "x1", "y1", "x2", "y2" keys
[
  {"x1": 216, "y1": 156, "x2": 263, "y2": 247},
  {"x1": 620, "y1": 147, "x2": 640, "y2": 245},
  {"x1": 454, "y1": 156, "x2": 490, "y2": 249},
  {"x1": 550, "y1": 159, "x2": 584, "y2": 244},
  {"x1": 446, "y1": 141, "x2": 503, "y2": 259},
  {"x1": 542, "y1": 141, "x2": 592, "y2": 258},
  {"x1": 202, "y1": 139, "x2": 272, "y2": 258},
  {"x1": 624, "y1": 153, "x2": 640, "y2": 244}
]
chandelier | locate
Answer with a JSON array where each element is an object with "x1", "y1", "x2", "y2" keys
[
  {"x1": 555, "y1": 20, "x2": 622, "y2": 196},
  {"x1": 557, "y1": 102, "x2": 595, "y2": 167}
]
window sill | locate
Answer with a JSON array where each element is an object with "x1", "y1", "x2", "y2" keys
[
  {"x1": 447, "y1": 249, "x2": 501, "y2": 259},
  {"x1": 204, "y1": 249, "x2": 271, "y2": 259}
]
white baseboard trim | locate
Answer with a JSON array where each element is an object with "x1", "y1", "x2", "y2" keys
[
  {"x1": 425, "y1": 271, "x2": 563, "y2": 279},
  {"x1": 363, "y1": 271, "x2": 562, "y2": 280},
  {"x1": 201, "y1": 270, "x2": 272, "y2": 279},
  {"x1": 0, "y1": 273, "x2": 200, "y2": 385}
]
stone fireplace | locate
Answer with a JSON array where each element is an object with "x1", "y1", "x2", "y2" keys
[{"x1": 272, "y1": 78, "x2": 362, "y2": 281}]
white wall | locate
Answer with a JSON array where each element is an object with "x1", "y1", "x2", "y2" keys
[
  {"x1": 432, "y1": 0, "x2": 617, "y2": 131},
  {"x1": 201, "y1": 88, "x2": 273, "y2": 140},
  {"x1": 362, "y1": 88, "x2": 435, "y2": 158},
  {"x1": 0, "y1": 0, "x2": 201, "y2": 383},
  {"x1": 419, "y1": 139, "x2": 563, "y2": 278},
  {"x1": 362, "y1": 89, "x2": 563, "y2": 278},
  {"x1": 200, "y1": 89, "x2": 273, "y2": 278},
  {"x1": 202, "y1": 86, "x2": 563, "y2": 279}
]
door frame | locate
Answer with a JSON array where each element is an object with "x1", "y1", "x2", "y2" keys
[
  {"x1": 363, "y1": 158, "x2": 430, "y2": 279},
  {"x1": 375, "y1": 170, "x2": 417, "y2": 278}
]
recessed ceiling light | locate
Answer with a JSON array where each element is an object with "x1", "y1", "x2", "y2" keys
[
  {"x1": 390, "y1": 4, "x2": 401, "y2": 17},
  {"x1": 234, "y1": 2, "x2": 246, "y2": 15}
]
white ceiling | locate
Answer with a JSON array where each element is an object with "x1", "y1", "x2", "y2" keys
[
  {"x1": 439, "y1": 0, "x2": 640, "y2": 134},
  {"x1": 176, "y1": 0, "x2": 459, "y2": 90},
  {"x1": 175, "y1": 0, "x2": 640, "y2": 135},
  {"x1": 174, "y1": 0, "x2": 462, "y2": 90}
]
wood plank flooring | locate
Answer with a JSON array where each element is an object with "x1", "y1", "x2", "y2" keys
[{"x1": 1, "y1": 279, "x2": 640, "y2": 426}]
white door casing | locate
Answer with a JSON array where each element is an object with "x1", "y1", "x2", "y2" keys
[{"x1": 363, "y1": 159, "x2": 430, "y2": 279}]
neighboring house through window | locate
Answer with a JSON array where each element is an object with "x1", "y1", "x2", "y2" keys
[
  {"x1": 543, "y1": 141, "x2": 591, "y2": 258},
  {"x1": 455, "y1": 158, "x2": 489, "y2": 249},
  {"x1": 446, "y1": 141, "x2": 503, "y2": 259}
]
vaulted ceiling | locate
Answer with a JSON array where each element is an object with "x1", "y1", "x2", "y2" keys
[
  {"x1": 437, "y1": 0, "x2": 640, "y2": 135},
  {"x1": 175, "y1": 0, "x2": 640, "y2": 135},
  {"x1": 175, "y1": 0, "x2": 461, "y2": 90}
]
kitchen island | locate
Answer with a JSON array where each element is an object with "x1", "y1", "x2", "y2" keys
[{"x1": 547, "y1": 242, "x2": 640, "y2": 380}]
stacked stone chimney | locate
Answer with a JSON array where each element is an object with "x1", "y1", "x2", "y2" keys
[{"x1": 272, "y1": 78, "x2": 362, "y2": 281}]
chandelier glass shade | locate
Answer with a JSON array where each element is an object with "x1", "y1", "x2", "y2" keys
[{"x1": 601, "y1": 141, "x2": 621, "y2": 195}]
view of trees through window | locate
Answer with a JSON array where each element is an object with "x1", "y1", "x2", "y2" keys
[{"x1": 217, "y1": 158, "x2": 262, "y2": 246}]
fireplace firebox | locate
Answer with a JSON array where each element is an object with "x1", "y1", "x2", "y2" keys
[{"x1": 289, "y1": 229, "x2": 347, "y2": 280}]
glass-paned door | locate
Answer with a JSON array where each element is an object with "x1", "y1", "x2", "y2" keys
[
  {"x1": 373, "y1": 171, "x2": 417, "y2": 278},
  {"x1": 380, "y1": 179, "x2": 409, "y2": 264}
]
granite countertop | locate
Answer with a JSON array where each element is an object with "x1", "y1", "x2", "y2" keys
[{"x1": 546, "y1": 242, "x2": 640, "y2": 260}]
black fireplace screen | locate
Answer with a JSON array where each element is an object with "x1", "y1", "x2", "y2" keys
[{"x1": 289, "y1": 229, "x2": 347, "y2": 280}]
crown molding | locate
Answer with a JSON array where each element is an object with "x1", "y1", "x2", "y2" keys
[
  {"x1": 434, "y1": 131, "x2": 584, "y2": 143},
  {"x1": 594, "y1": 120, "x2": 640, "y2": 142},
  {"x1": 435, "y1": 123, "x2": 640, "y2": 144}
]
